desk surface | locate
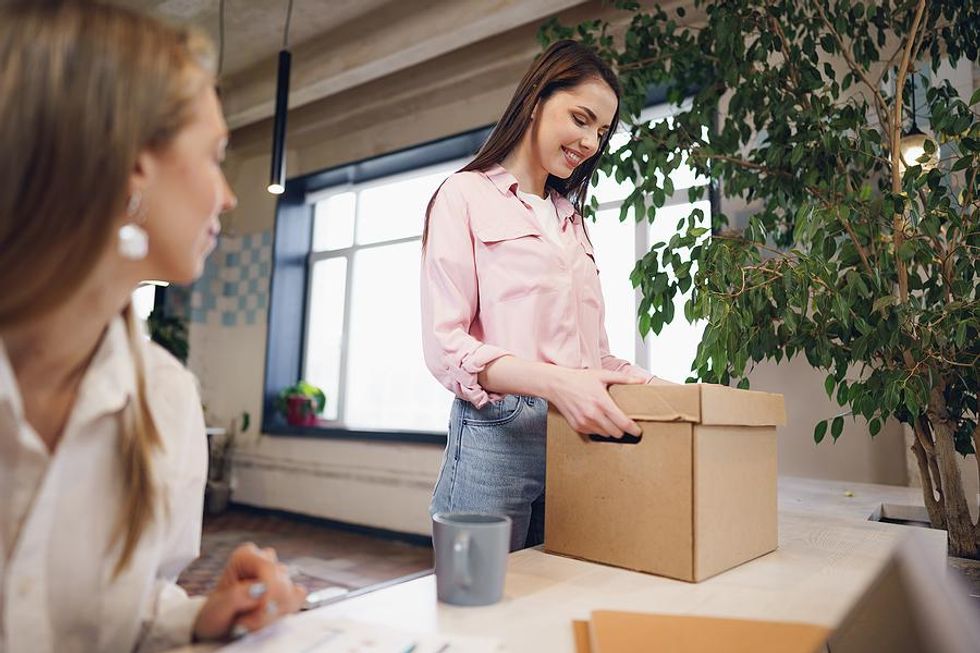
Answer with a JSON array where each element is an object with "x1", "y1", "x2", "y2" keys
[{"x1": 177, "y1": 477, "x2": 946, "y2": 652}]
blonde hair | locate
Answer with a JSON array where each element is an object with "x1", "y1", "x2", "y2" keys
[{"x1": 0, "y1": 0, "x2": 216, "y2": 575}]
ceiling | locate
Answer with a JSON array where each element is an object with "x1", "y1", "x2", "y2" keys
[{"x1": 119, "y1": 0, "x2": 399, "y2": 78}]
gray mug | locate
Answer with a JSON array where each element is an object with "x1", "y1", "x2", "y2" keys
[{"x1": 432, "y1": 512, "x2": 511, "y2": 606}]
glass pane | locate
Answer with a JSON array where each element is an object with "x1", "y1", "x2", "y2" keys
[
  {"x1": 132, "y1": 284, "x2": 156, "y2": 322},
  {"x1": 645, "y1": 200, "x2": 710, "y2": 383},
  {"x1": 590, "y1": 209, "x2": 639, "y2": 365},
  {"x1": 313, "y1": 192, "x2": 356, "y2": 252},
  {"x1": 304, "y1": 257, "x2": 347, "y2": 420},
  {"x1": 344, "y1": 241, "x2": 453, "y2": 431},
  {"x1": 591, "y1": 131, "x2": 634, "y2": 205},
  {"x1": 356, "y1": 170, "x2": 447, "y2": 245}
]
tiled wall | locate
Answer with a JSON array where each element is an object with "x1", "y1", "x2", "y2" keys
[{"x1": 191, "y1": 230, "x2": 273, "y2": 327}]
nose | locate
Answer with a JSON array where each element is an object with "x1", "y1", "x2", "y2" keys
[
  {"x1": 580, "y1": 131, "x2": 599, "y2": 157},
  {"x1": 220, "y1": 174, "x2": 237, "y2": 213}
]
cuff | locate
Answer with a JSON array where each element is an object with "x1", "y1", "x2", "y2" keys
[
  {"x1": 450, "y1": 343, "x2": 511, "y2": 408},
  {"x1": 138, "y1": 589, "x2": 207, "y2": 653}
]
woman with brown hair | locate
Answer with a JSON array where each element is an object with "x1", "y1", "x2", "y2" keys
[
  {"x1": 421, "y1": 40, "x2": 670, "y2": 552},
  {"x1": 0, "y1": 2, "x2": 304, "y2": 651}
]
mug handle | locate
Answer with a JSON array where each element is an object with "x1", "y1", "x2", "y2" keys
[{"x1": 452, "y1": 531, "x2": 472, "y2": 589}]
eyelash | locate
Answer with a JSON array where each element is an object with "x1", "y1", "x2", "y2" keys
[{"x1": 572, "y1": 114, "x2": 587, "y2": 127}]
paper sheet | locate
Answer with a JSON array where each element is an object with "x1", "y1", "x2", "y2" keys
[{"x1": 216, "y1": 616, "x2": 501, "y2": 653}]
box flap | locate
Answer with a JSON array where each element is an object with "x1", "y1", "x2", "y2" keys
[
  {"x1": 588, "y1": 611, "x2": 829, "y2": 653},
  {"x1": 608, "y1": 384, "x2": 785, "y2": 426}
]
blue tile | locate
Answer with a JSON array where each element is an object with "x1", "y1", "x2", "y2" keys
[
  {"x1": 237, "y1": 295, "x2": 248, "y2": 310},
  {"x1": 226, "y1": 252, "x2": 239, "y2": 267},
  {"x1": 204, "y1": 293, "x2": 217, "y2": 310},
  {"x1": 262, "y1": 230, "x2": 273, "y2": 246},
  {"x1": 257, "y1": 294, "x2": 268, "y2": 309},
  {"x1": 221, "y1": 311, "x2": 237, "y2": 327},
  {"x1": 259, "y1": 261, "x2": 270, "y2": 276},
  {"x1": 243, "y1": 234, "x2": 254, "y2": 250},
  {"x1": 245, "y1": 309, "x2": 257, "y2": 325},
  {"x1": 248, "y1": 278, "x2": 259, "y2": 292},
  {"x1": 191, "y1": 308, "x2": 206, "y2": 324},
  {"x1": 223, "y1": 281, "x2": 237, "y2": 296}
]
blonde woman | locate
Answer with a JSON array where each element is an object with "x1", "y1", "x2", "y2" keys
[{"x1": 0, "y1": 2, "x2": 304, "y2": 652}]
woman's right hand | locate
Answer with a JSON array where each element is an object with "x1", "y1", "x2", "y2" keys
[
  {"x1": 193, "y1": 542, "x2": 307, "y2": 641},
  {"x1": 544, "y1": 368, "x2": 644, "y2": 438}
]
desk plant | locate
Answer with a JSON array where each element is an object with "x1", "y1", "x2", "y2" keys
[{"x1": 545, "y1": 0, "x2": 979, "y2": 557}]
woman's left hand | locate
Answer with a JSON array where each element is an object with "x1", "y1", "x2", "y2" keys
[{"x1": 192, "y1": 542, "x2": 307, "y2": 641}]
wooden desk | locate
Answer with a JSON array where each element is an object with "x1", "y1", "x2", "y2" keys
[{"x1": 174, "y1": 477, "x2": 946, "y2": 652}]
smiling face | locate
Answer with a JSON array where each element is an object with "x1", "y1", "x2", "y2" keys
[
  {"x1": 131, "y1": 82, "x2": 237, "y2": 285},
  {"x1": 530, "y1": 77, "x2": 618, "y2": 180}
]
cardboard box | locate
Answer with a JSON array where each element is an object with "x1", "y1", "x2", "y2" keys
[{"x1": 544, "y1": 383, "x2": 786, "y2": 582}]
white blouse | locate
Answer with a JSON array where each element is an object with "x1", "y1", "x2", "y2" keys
[{"x1": 0, "y1": 316, "x2": 208, "y2": 653}]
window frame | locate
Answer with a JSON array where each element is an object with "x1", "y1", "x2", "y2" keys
[{"x1": 262, "y1": 86, "x2": 717, "y2": 443}]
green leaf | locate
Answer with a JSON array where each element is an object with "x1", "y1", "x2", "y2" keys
[
  {"x1": 970, "y1": 86, "x2": 980, "y2": 106},
  {"x1": 814, "y1": 420, "x2": 828, "y2": 444},
  {"x1": 831, "y1": 416, "x2": 844, "y2": 441},
  {"x1": 824, "y1": 374, "x2": 835, "y2": 398},
  {"x1": 869, "y1": 417, "x2": 881, "y2": 437}
]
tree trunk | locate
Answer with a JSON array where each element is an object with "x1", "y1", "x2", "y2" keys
[{"x1": 928, "y1": 388, "x2": 980, "y2": 559}]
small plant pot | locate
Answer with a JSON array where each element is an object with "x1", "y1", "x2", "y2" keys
[
  {"x1": 285, "y1": 395, "x2": 318, "y2": 427},
  {"x1": 205, "y1": 480, "x2": 231, "y2": 515}
]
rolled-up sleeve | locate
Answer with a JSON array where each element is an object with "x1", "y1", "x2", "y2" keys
[{"x1": 421, "y1": 178, "x2": 510, "y2": 407}]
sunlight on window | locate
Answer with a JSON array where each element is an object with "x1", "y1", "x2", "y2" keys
[
  {"x1": 343, "y1": 241, "x2": 453, "y2": 431},
  {"x1": 645, "y1": 201, "x2": 710, "y2": 383},
  {"x1": 313, "y1": 192, "x2": 356, "y2": 252},
  {"x1": 305, "y1": 258, "x2": 348, "y2": 420}
]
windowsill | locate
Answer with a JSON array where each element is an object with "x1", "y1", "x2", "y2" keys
[{"x1": 261, "y1": 418, "x2": 446, "y2": 445}]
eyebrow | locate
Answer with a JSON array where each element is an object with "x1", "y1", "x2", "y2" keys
[{"x1": 576, "y1": 105, "x2": 609, "y2": 130}]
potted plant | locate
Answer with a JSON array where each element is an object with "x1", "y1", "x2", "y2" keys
[
  {"x1": 205, "y1": 411, "x2": 249, "y2": 515},
  {"x1": 547, "y1": 0, "x2": 979, "y2": 558},
  {"x1": 276, "y1": 380, "x2": 326, "y2": 426}
]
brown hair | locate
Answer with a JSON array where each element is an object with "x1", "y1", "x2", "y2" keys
[
  {"x1": 0, "y1": 0, "x2": 215, "y2": 575},
  {"x1": 423, "y1": 39, "x2": 621, "y2": 246}
]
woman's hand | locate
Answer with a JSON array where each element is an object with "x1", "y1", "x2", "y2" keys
[
  {"x1": 193, "y1": 542, "x2": 307, "y2": 641},
  {"x1": 544, "y1": 368, "x2": 645, "y2": 438}
]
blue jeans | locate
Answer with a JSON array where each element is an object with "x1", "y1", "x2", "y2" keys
[{"x1": 429, "y1": 394, "x2": 547, "y2": 551}]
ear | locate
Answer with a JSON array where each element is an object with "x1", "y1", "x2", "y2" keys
[{"x1": 128, "y1": 149, "x2": 157, "y2": 200}]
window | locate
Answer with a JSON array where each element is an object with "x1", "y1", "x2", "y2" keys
[
  {"x1": 587, "y1": 102, "x2": 710, "y2": 384},
  {"x1": 265, "y1": 99, "x2": 711, "y2": 440},
  {"x1": 303, "y1": 162, "x2": 462, "y2": 432}
]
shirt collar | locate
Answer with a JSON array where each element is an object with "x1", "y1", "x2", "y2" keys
[
  {"x1": 484, "y1": 164, "x2": 578, "y2": 224},
  {"x1": 0, "y1": 315, "x2": 137, "y2": 433}
]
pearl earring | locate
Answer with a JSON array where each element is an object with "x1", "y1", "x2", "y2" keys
[{"x1": 119, "y1": 190, "x2": 149, "y2": 260}]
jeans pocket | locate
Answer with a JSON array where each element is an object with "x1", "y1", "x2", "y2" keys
[{"x1": 461, "y1": 394, "x2": 526, "y2": 427}]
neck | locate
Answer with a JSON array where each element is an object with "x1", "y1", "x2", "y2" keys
[
  {"x1": 2, "y1": 257, "x2": 138, "y2": 400},
  {"x1": 500, "y1": 131, "x2": 549, "y2": 198}
]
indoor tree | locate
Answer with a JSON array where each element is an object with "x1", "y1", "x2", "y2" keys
[{"x1": 542, "y1": 0, "x2": 980, "y2": 557}]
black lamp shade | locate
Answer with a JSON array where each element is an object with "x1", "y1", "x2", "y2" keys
[{"x1": 268, "y1": 49, "x2": 291, "y2": 194}]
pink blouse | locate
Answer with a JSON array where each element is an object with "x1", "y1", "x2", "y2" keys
[{"x1": 420, "y1": 164, "x2": 652, "y2": 408}]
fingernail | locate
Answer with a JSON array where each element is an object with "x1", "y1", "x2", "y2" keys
[
  {"x1": 230, "y1": 624, "x2": 248, "y2": 640},
  {"x1": 265, "y1": 599, "x2": 279, "y2": 616},
  {"x1": 248, "y1": 582, "x2": 267, "y2": 598}
]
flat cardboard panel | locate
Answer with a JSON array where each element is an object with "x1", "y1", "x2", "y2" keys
[
  {"x1": 698, "y1": 384, "x2": 787, "y2": 426},
  {"x1": 588, "y1": 611, "x2": 830, "y2": 653},
  {"x1": 607, "y1": 384, "x2": 786, "y2": 427},
  {"x1": 694, "y1": 425, "x2": 779, "y2": 581},
  {"x1": 573, "y1": 620, "x2": 592, "y2": 653},
  {"x1": 608, "y1": 384, "x2": 701, "y2": 423},
  {"x1": 545, "y1": 411, "x2": 695, "y2": 580}
]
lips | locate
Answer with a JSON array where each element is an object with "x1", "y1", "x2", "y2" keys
[{"x1": 562, "y1": 146, "x2": 585, "y2": 168}]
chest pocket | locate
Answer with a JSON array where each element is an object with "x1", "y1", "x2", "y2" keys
[{"x1": 470, "y1": 215, "x2": 560, "y2": 304}]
